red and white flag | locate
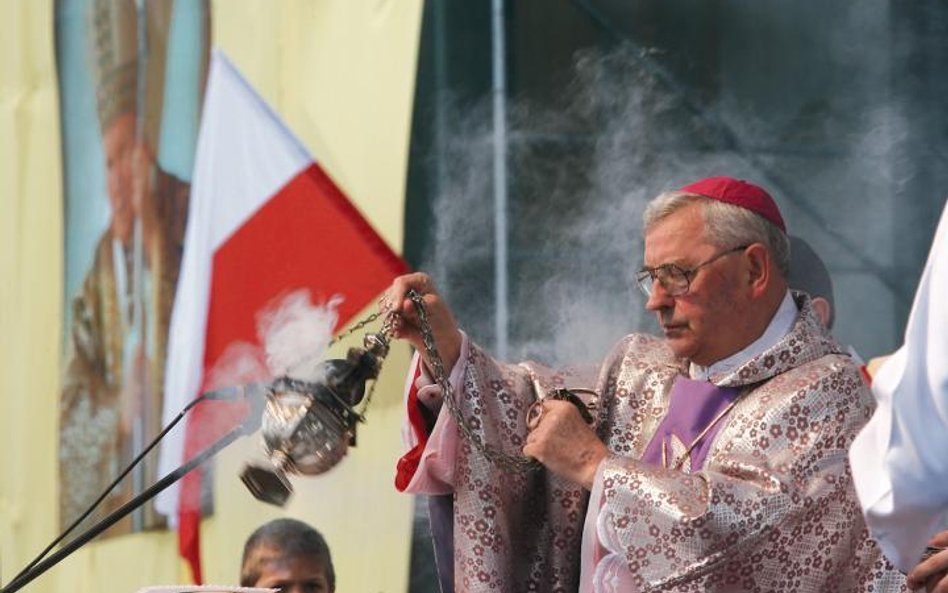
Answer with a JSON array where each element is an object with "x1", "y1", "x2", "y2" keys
[{"x1": 155, "y1": 50, "x2": 408, "y2": 582}]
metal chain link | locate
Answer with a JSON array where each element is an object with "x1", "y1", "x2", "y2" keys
[
  {"x1": 328, "y1": 309, "x2": 385, "y2": 346},
  {"x1": 406, "y1": 290, "x2": 540, "y2": 472}
]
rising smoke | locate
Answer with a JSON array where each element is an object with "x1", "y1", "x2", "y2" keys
[
  {"x1": 420, "y1": 44, "x2": 758, "y2": 367},
  {"x1": 417, "y1": 10, "x2": 947, "y2": 365},
  {"x1": 206, "y1": 290, "x2": 340, "y2": 390}
]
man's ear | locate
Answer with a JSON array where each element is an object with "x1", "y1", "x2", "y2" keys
[
  {"x1": 744, "y1": 243, "x2": 771, "y2": 297},
  {"x1": 811, "y1": 296, "x2": 832, "y2": 329}
]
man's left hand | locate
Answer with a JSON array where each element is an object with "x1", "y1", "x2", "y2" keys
[
  {"x1": 908, "y1": 530, "x2": 948, "y2": 592},
  {"x1": 523, "y1": 400, "x2": 608, "y2": 490}
]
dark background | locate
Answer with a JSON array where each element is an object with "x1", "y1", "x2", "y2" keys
[{"x1": 403, "y1": 2, "x2": 948, "y2": 589}]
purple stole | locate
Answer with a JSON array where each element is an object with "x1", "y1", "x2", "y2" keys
[{"x1": 640, "y1": 375, "x2": 741, "y2": 472}]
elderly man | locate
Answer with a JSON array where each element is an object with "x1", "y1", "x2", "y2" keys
[
  {"x1": 240, "y1": 518, "x2": 336, "y2": 593},
  {"x1": 387, "y1": 176, "x2": 905, "y2": 592}
]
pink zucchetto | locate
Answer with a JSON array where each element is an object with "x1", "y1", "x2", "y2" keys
[{"x1": 679, "y1": 176, "x2": 786, "y2": 233}]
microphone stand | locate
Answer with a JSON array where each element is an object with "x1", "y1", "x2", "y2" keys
[{"x1": 1, "y1": 407, "x2": 261, "y2": 593}]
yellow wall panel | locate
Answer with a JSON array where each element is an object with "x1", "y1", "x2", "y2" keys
[
  {"x1": 1, "y1": 1, "x2": 423, "y2": 591},
  {"x1": 0, "y1": 0, "x2": 68, "y2": 588}
]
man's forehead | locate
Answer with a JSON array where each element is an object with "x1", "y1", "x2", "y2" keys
[
  {"x1": 253, "y1": 551, "x2": 326, "y2": 576},
  {"x1": 646, "y1": 201, "x2": 705, "y2": 235},
  {"x1": 643, "y1": 209, "x2": 710, "y2": 265}
]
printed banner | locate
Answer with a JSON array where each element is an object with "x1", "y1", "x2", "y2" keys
[{"x1": 56, "y1": 0, "x2": 210, "y2": 535}]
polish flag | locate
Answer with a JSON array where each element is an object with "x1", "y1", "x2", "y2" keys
[{"x1": 155, "y1": 50, "x2": 408, "y2": 582}]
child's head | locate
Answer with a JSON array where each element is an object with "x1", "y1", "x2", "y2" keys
[{"x1": 240, "y1": 518, "x2": 335, "y2": 593}]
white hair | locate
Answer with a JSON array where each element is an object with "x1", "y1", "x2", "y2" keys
[{"x1": 643, "y1": 191, "x2": 790, "y2": 276}]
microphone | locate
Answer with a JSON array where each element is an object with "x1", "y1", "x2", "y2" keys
[
  {"x1": 201, "y1": 382, "x2": 269, "y2": 402},
  {"x1": 1, "y1": 384, "x2": 262, "y2": 593}
]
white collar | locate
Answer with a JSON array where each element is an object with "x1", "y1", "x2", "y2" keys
[{"x1": 689, "y1": 290, "x2": 797, "y2": 381}]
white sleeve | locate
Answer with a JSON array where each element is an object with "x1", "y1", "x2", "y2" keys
[
  {"x1": 849, "y1": 203, "x2": 948, "y2": 572},
  {"x1": 398, "y1": 333, "x2": 471, "y2": 494}
]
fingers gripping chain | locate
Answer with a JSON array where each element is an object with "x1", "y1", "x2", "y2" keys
[{"x1": 406, "y1": 289, "x2": 543, "y2": 472}]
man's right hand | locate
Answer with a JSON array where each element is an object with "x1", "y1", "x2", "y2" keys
[
  {"x1": 384, "y1": 273, "x2": 463, "y2": 372},
  {"x1": 523, "y1": 399, "x2": 608, "y2": 490}
]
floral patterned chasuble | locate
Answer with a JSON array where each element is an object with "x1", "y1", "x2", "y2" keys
[{"x1": 403, "y1": 293, "x2": 906, "y2": 592}]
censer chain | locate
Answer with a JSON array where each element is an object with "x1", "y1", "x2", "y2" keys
[
  {"x1": 406, "y1": 290, "x2": 540, "y2": 472},
  {"x1": 329, "y1": 291, "x2": 540, "y2": 471}
]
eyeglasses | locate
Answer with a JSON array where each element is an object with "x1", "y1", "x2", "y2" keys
[{"x1": 636, "y1": 244, "x2": 749, "y2": 297}]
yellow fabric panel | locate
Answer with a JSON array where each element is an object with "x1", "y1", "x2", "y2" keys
[
  {"x1": 1, "y1": 0, "x2": 422, "y2": 591},
  {"x1": 209, "y1": 2, "x2": 423, "y2": 590},
  {"x1": 213, "y1": 0, "x2": 419, "y2": 252},
  {"x1": 0, "y1": 0, "x2": 68, "y2": 587}
]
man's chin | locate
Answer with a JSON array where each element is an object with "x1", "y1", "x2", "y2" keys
[{"x1": 662, "y1": 333, "x2": 695, "y2": 359}]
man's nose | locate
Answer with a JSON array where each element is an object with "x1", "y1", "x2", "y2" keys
[{"x1": 644, "y1": 281, "x2": 674, "y2": 311}]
